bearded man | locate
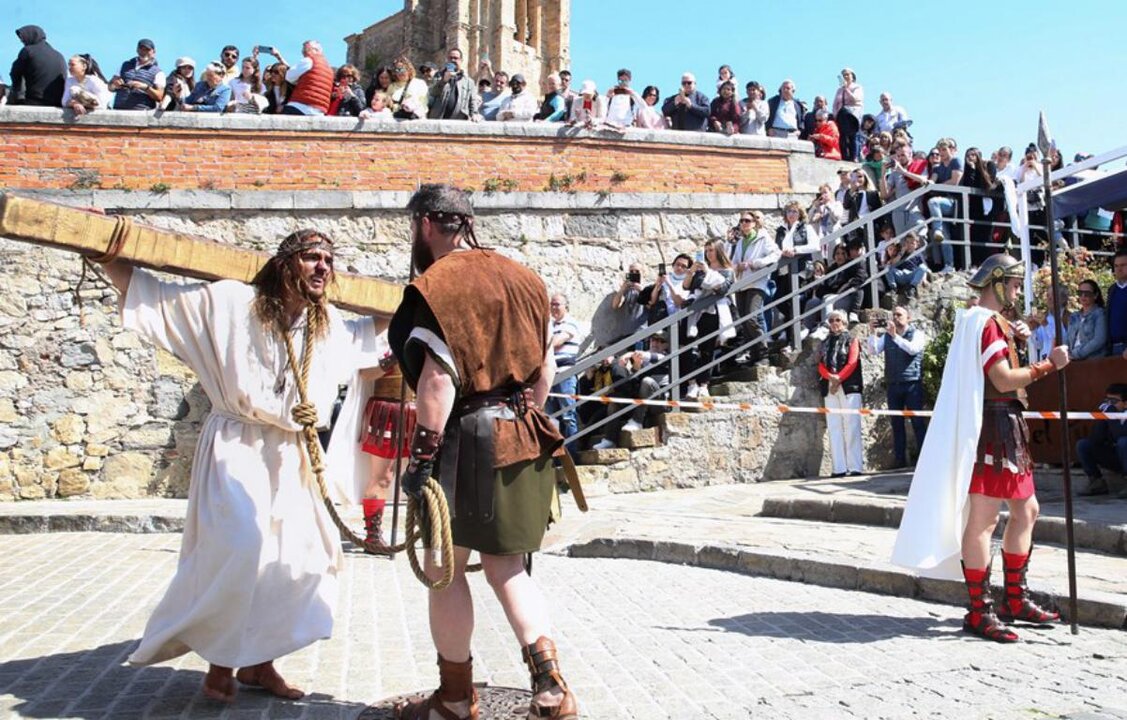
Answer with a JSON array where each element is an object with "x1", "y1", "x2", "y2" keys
[
  {"x1": 388, "y1": 184, "x2": 578, "y2": 720},
  {"x1": 98, "y1": 229, "x2": 391, "y2": 701},
  {"x1": 892, "y1": 253, "x2": 1071, "y2": 643}
]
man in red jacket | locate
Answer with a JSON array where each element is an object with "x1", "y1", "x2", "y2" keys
[{"x1": 283, "y1": 40, "x2": 332, "y2": 116}]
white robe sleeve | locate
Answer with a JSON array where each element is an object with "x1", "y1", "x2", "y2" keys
[
  {"x1": 121, "y1": 269, "x2": 225, "y2": 376},
  {"x1": 324, "y1": 318, "x2": 391, "y2": 506}
]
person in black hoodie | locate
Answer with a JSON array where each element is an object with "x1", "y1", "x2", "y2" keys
[{"x1": 9, "y1": 25, "x2": 66, "y2": 106}]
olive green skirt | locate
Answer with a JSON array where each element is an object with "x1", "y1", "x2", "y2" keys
[{"x1": 448, "y1": 455, "x2": 557, "y2": 556}]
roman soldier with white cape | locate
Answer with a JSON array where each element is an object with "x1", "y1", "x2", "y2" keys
[
  {"x1": 891, "y1": 253, "x2": 1070, "y2": 643},
  {"x1": 99, "y1": 229, "x2": 390, "y2": 701}
]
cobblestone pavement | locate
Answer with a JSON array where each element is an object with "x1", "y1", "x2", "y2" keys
[{"x1": 2, "y1": 533, "x2": 1126, "y2": 720}]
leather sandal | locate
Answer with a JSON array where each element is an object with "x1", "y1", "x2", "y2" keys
[
  {"x1": 997, "y1": 547, "x2": 1060, "y2": 625},
  {"x1": 395, "y1": 655, "x2": 478, "y2": 720},
  {"x1": 522, "y1": 637, "x2": 579, "y2": 720}
]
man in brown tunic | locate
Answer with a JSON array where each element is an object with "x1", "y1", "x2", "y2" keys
[{"x1": 388, "y1": 184, "x2": 579, "y2": 720}]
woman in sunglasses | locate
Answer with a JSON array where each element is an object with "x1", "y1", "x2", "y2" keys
[
  {"x1": 1067, "y1": 279, "x2": 1108, "y2": 359},
  {"x1": 387, "y1": 55, "x2": 429, "y2": 119}
]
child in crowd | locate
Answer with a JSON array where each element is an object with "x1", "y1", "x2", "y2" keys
[{"x1": 360, "y1": 91, "x2": 393, "y2": 121}]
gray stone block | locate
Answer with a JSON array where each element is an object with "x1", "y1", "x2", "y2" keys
[
  {"x1": 620, "y1": 427, "x2": 657, "y2": 449},
  {"x1": 856, "y1": 566, "x2": 919, "y2": 598},
  {"x1": 576, "y1": 448, "x2": 630, "y2": 466},
  {"x1": 230, "y1": 191, "x2": 295, "y2": 210},
  {"x1": 167, "y1": 189, "x2": 231, "y2": 209},
  {"x1": 696, "y1": 545, "x2": 741, "y2": 571},
  {"x1": 759, "y1": 497, "x2": 793, "y2": 519},
  {"x1": 829, "y1": 500, "x2": 892, "y2": 527},
  {"x1": 292, "y1": 190, "x2": 353, "y2": 210},
  {"x1": 789, "y1": 498, "x2": 833, "y2": 522},
  {"x1": 652, "y1": 540, "x2": 699, "y2": 565}
]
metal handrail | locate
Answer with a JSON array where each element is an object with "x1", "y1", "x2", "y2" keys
[{"x1": 550, "y1": 168, "x2": 1120, "y2": 447}]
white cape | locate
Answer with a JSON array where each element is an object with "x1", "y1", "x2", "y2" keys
[{"x1": 890, "y1": 306, "x2": 993, "y2": 580}]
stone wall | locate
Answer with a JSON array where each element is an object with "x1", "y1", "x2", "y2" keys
[{"x1": 0, "y1": 189, "x2": 817, "y2": 501}]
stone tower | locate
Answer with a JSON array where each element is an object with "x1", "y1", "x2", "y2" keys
[{"x1": 345, "y1": 0, "x2": 570, "y2": 92}]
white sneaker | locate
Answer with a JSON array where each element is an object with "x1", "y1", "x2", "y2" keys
[
  {"x1": 591, "y1": 438, "x2": 616, "y2": 451},
  {"x1": 735, "y1": 352, "x2": 751, "y2": 364},
  {"x1": 686, "y1": 384, "x2": 700, "y2": 399},
  {"x1": 800, "y1": 327, "x2": 810, "y2": 341},
  {"x1": 811, "y1": 326, "x2": 829, "y2": 341},
  {"x1": 686, "y1": 325, "x2": 699, "y2": 339},
  {"x1": 941, "y1": 265, "x2": 955, "y2": 275},
  {"x1": 697, "y1": 385, "x2": 710, "y2": 398},
  {"x1": 622, "y1": 419, "x2": 643, "y2": 432}
]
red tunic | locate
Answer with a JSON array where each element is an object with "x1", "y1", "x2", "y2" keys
[{"x1": 968, "y1": 318, "x2": 1035, "y2": 499}]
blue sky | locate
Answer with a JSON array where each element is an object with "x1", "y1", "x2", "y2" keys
[{"x1": 4, "y1": 0, "x2": 1124, "y2": 159}]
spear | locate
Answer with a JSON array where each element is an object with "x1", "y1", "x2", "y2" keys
[{"x1": 1037, "y1": 111, "x2": 1079, "y2": 634}]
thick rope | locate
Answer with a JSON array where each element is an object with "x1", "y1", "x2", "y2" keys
[{"x1": 281, "y1": 306, "x2": 459, "y2": 590}]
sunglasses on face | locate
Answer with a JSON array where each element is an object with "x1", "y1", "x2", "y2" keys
[{"x1": 681, "y1": 81, "x2": 693, "y2": 86}]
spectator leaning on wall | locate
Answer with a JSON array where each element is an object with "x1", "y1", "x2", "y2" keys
[
  {"x1": 865, "y1": 306, "x2": 929, "y2": 468},
  {"x1": 661, "y1": 72, "x2": 710, "y2": 131},
  {"x1": 109, "y1": 38, "x2": 165, "y2": 111},
  {"x1": 9, "y1": 25, "x2": 66, "y2": 106}
]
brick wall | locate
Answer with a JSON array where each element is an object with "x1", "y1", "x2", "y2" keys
[{"x1": 0, "y1": 111, "x2": 798, "y2": 195}]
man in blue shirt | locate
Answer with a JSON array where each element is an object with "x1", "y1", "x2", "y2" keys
[
  {"x1": 1076, "y1": 384, "x2": 1127, "y2": 498},
  {"x1": 109, "y1": 38, "x2": 166, "y2": 110}
]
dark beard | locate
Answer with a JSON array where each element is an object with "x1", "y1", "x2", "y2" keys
[{"x1": 412, "y1": 225, "x2": 435, "y2": 275}]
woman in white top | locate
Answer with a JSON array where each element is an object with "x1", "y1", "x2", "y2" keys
[
  {"x1": 227, "y1": 57, "x2": 266, "y2": 113},
  {"x1": 681, "y1": 240, "x2": 737, "y2": 398},
  {"x1": 386, "y1": 56, "x2": 429, "y2": 119},
  {"x1": 808, "y1": 183, "x2": 845, "y2": 256},
  {"x1": 62, "y1": 54, "x2": 112, "y2": 115},
  {"x1": 634, "y1": 86, "x2": 665, "y2": 130},
  {"x1": 774, "y1": 201, "x2": 820, "y2": 343},
  {"x1": 832, "y1": 67, "x2": 864, "y2": 162}
]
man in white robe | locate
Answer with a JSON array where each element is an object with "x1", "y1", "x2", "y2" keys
[{"x1": 99, "y1": 229, "x2": 389, "y2": 701}]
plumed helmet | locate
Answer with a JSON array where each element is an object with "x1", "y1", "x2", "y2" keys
[{"x1": 967, "y1": 253, "x2": 1024, "y2": 289}]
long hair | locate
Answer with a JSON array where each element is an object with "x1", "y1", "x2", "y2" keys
[
  {"x1": 704, "y1": 239, "x2": 733, "y2": 270},
  {"x1": 251, "y1": 230, "x2": 333, "y2": 338}
]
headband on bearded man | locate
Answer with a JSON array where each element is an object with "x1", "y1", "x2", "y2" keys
[{"x1": 275, "y1": 229, "x2": 334, "y2": 259}]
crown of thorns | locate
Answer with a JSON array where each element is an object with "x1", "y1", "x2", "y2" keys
[{"x1": 275, "y1": 229, "x2": 334, "y2": 259}]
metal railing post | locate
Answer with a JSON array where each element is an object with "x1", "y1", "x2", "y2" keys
[
  {"x1": 790, "y1": 279, "x2": 802, "y2": 351},
  {"x1": 959, "y1": 187, "x2": 972, "y2": 269},
  {"x1": 669, "y1": 320, "x2": 681, "y2": 404},
  {"x1": 1070, "y1": 216, "x2": 1080, "y2": 250},
  {"x1": 865, "y1": 219, "x2": 878, "y2": 310}
]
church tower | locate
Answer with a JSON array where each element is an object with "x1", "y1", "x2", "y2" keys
[{"x1": 345, "y1": 0, "x2": 570, "y2": 91}]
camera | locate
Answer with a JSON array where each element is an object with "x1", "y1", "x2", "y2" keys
[{"x1": 627, "y1": 270, "x2": 641, "y2": 283}]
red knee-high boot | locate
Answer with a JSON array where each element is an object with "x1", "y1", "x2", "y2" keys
[
  {"x1": 362, "y1": 498, "x2": 387, "y2": 554},
  {"x1": 997, "y1": 547, "x2": 1060, "y2": 624},
  {"x1": 961, "y1": 562, "x2": 1019, "y2": 643}
]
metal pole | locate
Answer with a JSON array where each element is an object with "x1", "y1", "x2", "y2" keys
[
  {"x1": 959, "y1": 187, "x2": 972, "y2": 269},
  {"x1": 670, "y1": 320, "x2": 681, "y2": 403},
  {"x1": 1042, "y1": 154, "x2": 1079, "y2": 635},
  {"x1": 865, "y1": 219, "x2": 878, "y2": 310}
]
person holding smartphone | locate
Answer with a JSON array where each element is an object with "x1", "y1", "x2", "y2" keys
[{"x1": 426, "y1": 47, "x2": 481, "y2": 121}]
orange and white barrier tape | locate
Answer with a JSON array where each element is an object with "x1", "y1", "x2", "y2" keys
[{"x1": 548, "y1": 392, "x2": 1127, "y2": 421}]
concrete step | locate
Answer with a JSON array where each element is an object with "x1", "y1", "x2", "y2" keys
[
  {"x1": 567, "y1": 523, "x2": 1127, "y2": 630},
  {"x1": 759, "y1": 494, "x2": 1127, "y2": 558}
]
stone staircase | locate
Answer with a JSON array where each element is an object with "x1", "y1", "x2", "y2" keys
[{"x1": 570, "y1": 269, "x2": 977, "y2": 496}]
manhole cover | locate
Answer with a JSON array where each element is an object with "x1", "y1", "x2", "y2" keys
[{"x1": 358, "y1": 685, "x2": 531, "y2": 719}]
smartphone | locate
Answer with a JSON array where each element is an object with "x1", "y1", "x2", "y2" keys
[
  {"x1": 445, "y1": 62, "x2": 457, "y2": 74},
  {"x1": 658, "y1": 262, "x2": 666, "y2": 276},
  {"x1": 254, "y1": 45, "x2": 272, "y2": 55},
  {"x1": 694, "y1": 250, "x2": 705, "y2": 263},
  {"x1": 627, "y1": 270, "x2": 641, "y2": 283}
]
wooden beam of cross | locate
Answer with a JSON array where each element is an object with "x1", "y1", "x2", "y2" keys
[{"x1": 0, "y1": 192, "x2": 403, "y2": 317}]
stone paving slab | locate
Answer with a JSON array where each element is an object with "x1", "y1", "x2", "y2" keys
[{"x1": 2, "y1": 533, "x2": 1126, "y2": 720}]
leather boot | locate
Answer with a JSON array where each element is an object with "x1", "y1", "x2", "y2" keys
[
  {"x1": 394, "y1": 654, "x2": 478, "y2": 720},
  {"x1": 961, "y1": 562, "x2": 1018, "y2": 643},
  {"x1": 997, "y1": 546, "x2": 1060, "y2": 624},
  {"x1": 522, "y1": 636, "x2": 579, "y2": 719},
  {"x1": 362, "y1": 500, "x2": 389, "y2": 555}
]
